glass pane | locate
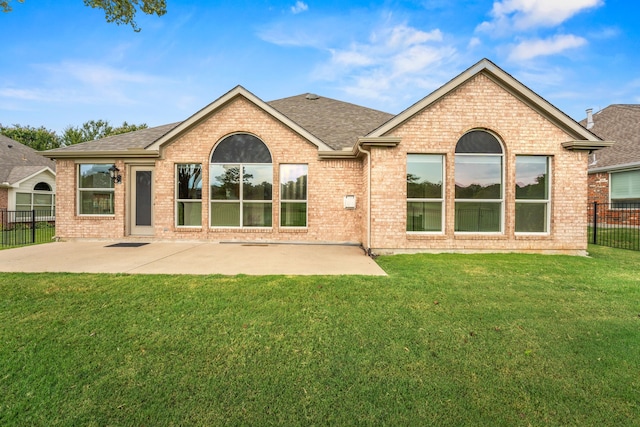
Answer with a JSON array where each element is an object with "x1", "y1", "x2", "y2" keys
[
  {"x1": 136, "y1": 170, "x2": 152, "y2": 226},
  {"x1": 177, "y1": 164, "x2": 202, "y2": 200},
  {"x1": 211, "y1": 134, "x2": 272, "y2": 163},
  {"x1": 34, "y1": 182, "x2": 51, "y2": 191},
  {"x1": 455, "y1": 155, "x2": 502, "y2": 199},
  {"x1": 79, "y1": 191, "x2": 114, "y2": 215},
  {"x1": 177, "y1": 201, "x2": 202, "y2": 226},
  {"x1": 455, "y1": 130, "x2": 502, "y2": 153},
  {"x1": 210, "y1": 164, "x2": 240, "y2": 200},
  {"x1": 455, "y1": 202, "x2": 501, "y2": 232},
  {"x1": 16, "y1": 204, "x2": 31, "y2": 212},
  {"x1": 611, "y1": 170, "x2": 640, "y2": 199},
  {"x1": 280, "y1": 164, "x2": 308, "y2": 200},
  {"x1": 407, "y1": 154, "x2": 443, "y2": 199},
  {"x1": 516, "y1": 156, "x2": 548, "y2": 200},
  {"x1": 211, "y1": 202, "x2": 240, "y2": 226},
  {"x1": 243, "y1": 202, "x2": 272, "y2": 227},
  {"x1": 281, "y1": 202, "x2": 307, "y2": 227},
  {"x1": 516, "y1": 203, "x2": 547, "y2": 233},
  {"x1": 243, "y1": 165, "x2": 273, "y2": 201},
  {"x1": 16, "y1": 193, "x2": 31, "y2": 204},
  {"x1": 79, "y1": 164, "x2": 113, "y2": 189},
  {"x1": 407, "y1": 201, "x2": 442, "y2": 232},
  {"x1": 33, "y1": 193, "x2": 52, "y2": 205}
]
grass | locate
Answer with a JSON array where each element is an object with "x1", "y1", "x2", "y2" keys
[
  {"x1": 0, "y1": 223, "x2": 55, "y2": 249},
  {"x1": 589, "y1": 226, "x2": 640, "y2": 251},
  {"x1": 1, "y1": 245, "x2": 639, "y2": 426}
]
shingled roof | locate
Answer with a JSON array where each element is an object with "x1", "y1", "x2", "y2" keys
[
  {"x1": 44, "y1": 92, "x2": 394, "y2": 157},
  {"x1": 582, "y1": 105, "x2": 640, "y2": 170},
  {"x1": 267, "y1": 94, "x2": 393, "y2": 150},
  {"x1": 0, "y1": 134, "x2": 56, "y2": 185}
]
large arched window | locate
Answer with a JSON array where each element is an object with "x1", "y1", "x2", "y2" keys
[
  {"x1": 210, "y1": 134, "x2": 273, "y2": 227},
  {"x1": 454, "y1": 130, "x2": 503, "y2": 232}
]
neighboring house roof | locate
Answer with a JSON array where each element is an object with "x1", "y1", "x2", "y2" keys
[
  {"x1": 0, "y1": 134, "x2": 56, "y2": 186},
  {"x1": 581, "y1": 105, "x2": 640, "y2": 172}
]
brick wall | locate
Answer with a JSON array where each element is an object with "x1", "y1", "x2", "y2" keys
[
  {"x1": 368, "y1": 73, "x2": 589, "y2": 255},
  {"x1": 0, "y1": 188, "x2": 7, "y2": 211},
  {"x1": 588, "y1": 172, "x2": 609, "y2": 204}
]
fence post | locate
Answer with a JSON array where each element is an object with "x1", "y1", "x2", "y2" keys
[
  {"x1": 592, "y1": 201, "x2": 598, "y2": 245},
  {"x1": 31, "y1": 210, "x2": 36, "y2": 244}
]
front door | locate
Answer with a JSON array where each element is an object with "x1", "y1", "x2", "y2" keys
[{"x1": 130, "y1": 166, "x2": 154, "y2": 236}]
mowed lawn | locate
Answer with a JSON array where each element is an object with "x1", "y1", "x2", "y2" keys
[{"x1": 1, "y1": 245, "x2": 638, "y2": 426}]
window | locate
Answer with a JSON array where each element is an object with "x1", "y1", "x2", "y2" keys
[
  {"x1": 78, "y1": 164, "x2": 114, "y2": 215},
  {"x1": 176, "y1": 164, "x2": 202, "y2": 227},
  {"x1": 407, "y1": 154, "x2": 444, "y2": 232},
  {"x1": 280, "y1": 164, "x2": 308, "y2": 227},
  {"x1": 454, "y1": 130, "x2": 503, "y2": 232},
  {"x1": 16, "y1": 182, "x2": 55, "y2": 220},
  {"x1": 610, "y1": 170, "x2": 640, "y2": 206},
  {"x1": 210, "y1": 134, "x2": 273, "y2": 227},
  {"x1": 516, "y1": 156, "x2": 550, "y2": 233}
]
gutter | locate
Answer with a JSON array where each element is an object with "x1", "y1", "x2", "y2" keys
[
  {"x1": 356, "y1": 141, "x2": 372, "y2": 255},
  {"x1": 41, "y1": 149, "x2": 160, "y2": 159},
  {"x1": 589, "y1": 161, "x2": 640, "y2": 174}
]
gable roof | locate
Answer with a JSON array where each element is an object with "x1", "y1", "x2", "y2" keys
[
  {"x1": 268, "y1": 94, "x2": 393, "y2": 150},
  {"x1": 147, "y1": 86, "x2": 336, "y2": 152},
  {"x1": 0, "y1": 134, "x2": 56, "y2": 185},
  {"x1": 367, "y1": 58, "x2": 605, "y2": 145},
  {"x1": 582, "y1": 105, "x2": 640, "y2": 172}
]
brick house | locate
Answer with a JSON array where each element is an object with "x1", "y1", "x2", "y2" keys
[
  {"x1": 584, "y1": 105, "x2": 640, "y2": 206},
  {"x1": 43, "y1": 59, "x2": 610, "y2": 255},
  {"x1": 1, "y1": 134, "x2": 56, "y2": 218}
]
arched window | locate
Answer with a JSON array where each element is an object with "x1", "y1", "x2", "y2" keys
[
  {"x1": 34, "y1": 182, "x2": 52, "y2": 191},
  {"x1": 454, "y1": 130, "x2": 504, "y2": 232},
  {"x1": 210, "y1": 134, "x2": 273, "y2": 227}
]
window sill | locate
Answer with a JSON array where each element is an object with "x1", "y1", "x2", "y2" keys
[
  {"x1": 210, "y1": 227, "x2": 273, "y2": 233},
  {"x1": 279, "y1": 227, "x2": 308, "y2": 233}
]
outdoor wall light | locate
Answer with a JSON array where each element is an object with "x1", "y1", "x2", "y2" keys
[{"x1": 109, "y1": 165, "x2": 122, "y2": 184}]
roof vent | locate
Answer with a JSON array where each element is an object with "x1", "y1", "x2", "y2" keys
[
  {"x1": 586, "y1": 108, "x2": 594, "y2": 130},
  {"x1": 7, "y1": 144, "x2": 12, "y2": 148},
  {"x1": 305, "y1": 93, "x2": 320, "y2": 100}
]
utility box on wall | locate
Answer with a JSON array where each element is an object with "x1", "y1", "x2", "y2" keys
[{"x1": 344, "y1": 195, "x2": 356, "y2": 209}]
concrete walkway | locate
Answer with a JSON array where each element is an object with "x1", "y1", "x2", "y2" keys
[{"x1": 0, "y1": 241, "x2": 387, "y2": 276}]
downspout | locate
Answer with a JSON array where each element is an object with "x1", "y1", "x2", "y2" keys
[{"x1": 356, "y1": 142, "x2": 372, "y2": 256}]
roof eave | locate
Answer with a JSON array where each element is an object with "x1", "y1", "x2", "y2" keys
[
  {"x1": 42, "y1": 149, "x2": 160, "y2": 159},
  {"x1": 561, "y1": 141, "x2": 614, "y2": 152},
  {"x1": 589, "y1": 160, "x2": 640, "y2": 174}
]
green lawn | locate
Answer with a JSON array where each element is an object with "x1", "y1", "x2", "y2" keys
[
  {"x1": 0, "y1": 223, "x2": 55, "y2": 249},
  {"x1": 1, "y1": 245, "x2": 638, "y2": 426}
]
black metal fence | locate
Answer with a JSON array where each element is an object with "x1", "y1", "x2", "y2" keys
[
  {"x1": 588, "y1": 202, "x2": 640, "y2": 251},
  {"x1": 1, "y1": 210, "x2": 56, "y2": 248}
]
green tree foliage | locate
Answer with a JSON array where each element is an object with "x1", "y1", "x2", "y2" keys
[
  {"x1": 0, "y1": 124, "x2": 61, "y2": 151},
  {"x1": 1, "y1": 0, "x2": 166, "y2": 31},
  {"x1": 60, "y1": 120, "x2": 148, "y2": 146}
]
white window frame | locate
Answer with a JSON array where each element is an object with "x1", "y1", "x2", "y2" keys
[
  {"x1": 406, "y1": 154, "x2": 445, "y2": 234},
  {"x1": 515, "y1": 155, "x2": 551, "y2": 235},
  {"x1": 175, "y1": 163, "x2": 203, "y2": 228},
  {"x1": 77, "y1": 163, "x2": 115, "y2": 216},
  {"x1": 279, "y1": 164, "x2": 308, "y2": 228},
  {"x1": 609, "y1": 169, "x2": 640, "y2": 207}
]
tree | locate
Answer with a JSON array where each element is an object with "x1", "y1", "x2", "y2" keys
[
  {"x1": 60, "y1": 120, "x2": 147, "y2": 146},
  {"x1": 1, "y1": 0, "x2": 166, "y2": 32},
  {"x1": 0, "y1": 124, "x2": 61, "y2": 151}
]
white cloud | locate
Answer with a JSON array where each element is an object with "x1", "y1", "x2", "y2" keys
[
  {"x1": 478, "y1": 0, "x2": 604, "y2": 33},
  {"x1": 291, "y1": 1, "x2": 308, "y2": 14},
  {"x1": 508, "y1": 34, "x2": 587, "y2": 61},
  {"x1": 311, "y1": 24, "x2": 456, "y2": 106}
]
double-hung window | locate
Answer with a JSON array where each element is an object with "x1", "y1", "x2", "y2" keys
[
  {"x1": 210, "y1": 134, "x2": 273, "y2": 227},
  {"x1": 515, "y1": 156, "x2": 550, "y2": 233},
  {"x1": 176, "y1": 164, "x2": 202, "y2": 227},
  {"x1": 454, "y1": 130, "x2": 504, "y2": 232},
  {"x1": 407, "y1": 154, "x2": 444, "y2": 232},
  {"x1": 78, "y1": 164, "x2": 114, "y2": 215},
  {"x1": 610, "y1": 170, "x2": 640, "y2": 207},
  {"x1": 280, "y1": 164, "x2": 308, "y2": 227}
]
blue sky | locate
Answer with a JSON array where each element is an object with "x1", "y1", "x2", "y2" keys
[{"x1": 1, "y1": 0, "x2": 638, "y2": 134}]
